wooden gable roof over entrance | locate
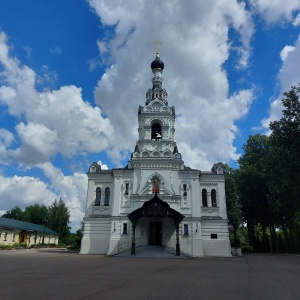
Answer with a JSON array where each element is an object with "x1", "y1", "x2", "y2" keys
[{"x1": 127, "y1": 193, "x2": 184, "y2": 226}]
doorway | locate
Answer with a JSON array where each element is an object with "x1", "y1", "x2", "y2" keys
[{"x1": 149, "y1": 222, "x2": 162, "y2": 245}]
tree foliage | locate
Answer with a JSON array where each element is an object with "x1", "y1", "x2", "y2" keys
[
  {"x1": 2, "y1": 206, "x2": 24, "y2": 220},
  {"x1": 47, "y1": 198, "x2": 71, "y2": 241},
  {"x1": 236, "y1": 84, "x2": 300, "y2": 252}
]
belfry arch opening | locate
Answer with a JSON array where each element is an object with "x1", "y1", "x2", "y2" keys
[{"x1": 151, "y1": 122, "x2": 162, "y2": 140}]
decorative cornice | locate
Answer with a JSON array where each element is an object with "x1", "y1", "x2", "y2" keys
[{"x1": 201, "y1": 175, "x2": 224, "y2": 181}]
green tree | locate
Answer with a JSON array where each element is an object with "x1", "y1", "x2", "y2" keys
[
  {"x1": 237, "y1": 134, "x2": 278, "y2": 248},
  {"x1": 23, "y1": 204, "x2": 48, "y2": 225},
  {"x1": 2, "y1": 206, "x2": 24, "y2": 220},
  {"x1": 269, "y1": 84, "x2": 300, "y2": 229},
  {"x1": 48, "y1": 198, "x2": 71, "y2": 242}
]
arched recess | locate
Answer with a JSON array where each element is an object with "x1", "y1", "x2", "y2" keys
[
  {"x1": 148, "y1": 172, "x2": 164, "y2": 185},
  {"x1": 202, "y1": 189, "x2": 208, "y2": 207},
  {"x1": 151, "y1": 122, "x2": 162, "y2": 140},
  {"x1": 104, "y1": 187, "x2": 110, "y2": 206},
  {"x1": 211, "y1": 189, "x2": 217, "y2": 207},
  {"x1": 95, "y1": 187, "x2": 101, "y2": 206}
]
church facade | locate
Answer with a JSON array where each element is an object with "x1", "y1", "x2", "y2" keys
[{"x1": 80, "y1": 52, "x2": 231, "y2": 257}]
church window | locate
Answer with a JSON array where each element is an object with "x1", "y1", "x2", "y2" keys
[
  {"x1": 95, "y1": 187, "x2": 101, "y2": 206},
  {"x1": 122, "y1": 223, "x2": 128, "y2": 234},
  {"x1": 104, "y1": 188, "x2": 110, "y2": 206},
  {"x1": 183, "y1": 184, "x2": 187, "y2": 196},
  {"x1": 202, "y1": 189, "x2": 208, "y2": 207},
  {"x1": 183, "y1": 224, "x2": 189, "y2": 235},
  {"x1": 211, "y1": 189, "x2": 217, "y2": 207},
  {"x1": 151, "y1": 122, "x2": 162, "y2": 140},
  {"x1": 152, "y1": 176, "x2": 160, "y2": 193},
  {"x1": 124, "y1": 183, "x2": 129, "y2": 195}
]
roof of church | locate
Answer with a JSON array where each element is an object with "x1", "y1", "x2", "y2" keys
[
  {"x1": 151, "y1": 53, "x2": 164, "y2": 70},
  {"x1": 0, "y1": 217, "x2": 59, "y2": 235}
]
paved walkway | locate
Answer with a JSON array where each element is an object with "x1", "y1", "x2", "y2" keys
[
  {"x1": 115, "y1": 245, "x2": 191, "y2": 258},
  {"x1": 0, "y1": 251, "x2": 300, "y2": 299}
]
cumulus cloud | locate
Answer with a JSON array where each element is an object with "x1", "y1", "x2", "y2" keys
[
  {"x1": 88, "y1": 0, "x2": 254, "y2": 168},
  {"x1": 0, "y1": 164, "x2": 87, "y2": 230},
  {"x1": 0, "y1": 174, "x2": 57, "y2": 211},
  {"x1": 0, "y1": 128, "x2": 14, "y2": 164},
  {"x1": 37, "y1": 162, "x2": 87, "y2": 228},
  {"x1": 0, "y1": 31, "x2": 114, "y2": 164},
  {"x1": 250, "y1": 0, "x2": 300, "y2": 24},
  {"x1": 261, "y1": 35, "x2": 300, "y2": 129}
]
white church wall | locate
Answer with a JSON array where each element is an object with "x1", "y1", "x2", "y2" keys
[
  {"x1": 201, "y1": 220, "x2": 231, "y2": 256},
  {"x1": 80, "y1": 218, "x2": 111, "y2": 254}
]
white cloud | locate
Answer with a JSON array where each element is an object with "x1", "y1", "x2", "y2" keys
[
  {"x1": 293, "y1": 13, "x2": 300, "y2": 25},
  {"x1": 37, "y1": 162, "x2": 87, "y2": 229},
  {"x1": 49, "y1": 47, "x2": 62, "y2": 55},
  {"x1": 261, "y1": 35, "x2": 300, "y2": 129},
  {"x1": 280, "y1": 45, "x2": 296, "y2": 61},
  {"x1": 97, "y1": 160, "x2": 109, "y2": 170},
  {"x1": 88, "y1": 0, "x2": 254, "y2": 169},
  {"x1": 250, "y1": 0, "x2": 300, "y2": 25},
  {"x1": 0, "y1": 164, "x2": 87, "y2": 231},
  {"x1": 0, "y1": 31, "x2": 114, "y2": 164},
  {"x1": 0, "y1": 128, "x2": 14, "y2": 164},
  {"x1": 0, "y1": 174, "x2": 57, "y2": 211}
]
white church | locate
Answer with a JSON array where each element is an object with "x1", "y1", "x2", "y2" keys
[{"x1": 80, "y1": 50, "x2": 231, "y2": 257}]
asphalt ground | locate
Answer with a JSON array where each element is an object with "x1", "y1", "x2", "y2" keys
[{"x1": 0, "y1": 250, "x2": 299, "y2": 300}]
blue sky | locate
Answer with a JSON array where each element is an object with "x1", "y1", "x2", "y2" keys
[{"x1": 0, "y1": 0, "x2": 300, "y2": 231}]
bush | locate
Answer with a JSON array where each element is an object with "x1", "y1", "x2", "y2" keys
[
  {"x1": 19, "y1": 243, "x2": 27, "y2": 248},
  {"x1": 58, "y1": 241, "x2": 66, "y2": 248},
  {"x1": 241, "y1": 245, "x2": 253, "y2": 253},
  {"x1": 0, "y1": 244, "x2": 13, "y2": 250}
]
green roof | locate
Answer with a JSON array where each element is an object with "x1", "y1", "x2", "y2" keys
[{"x1": 0, "y1": 217, "x2": 59, "y2": 235}]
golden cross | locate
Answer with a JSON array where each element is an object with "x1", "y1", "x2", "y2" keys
[{"x1": 154, "y1": 40, "x2": 161, "y2": 54}]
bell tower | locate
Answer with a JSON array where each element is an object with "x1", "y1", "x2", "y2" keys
[{"x1": 129, "y1": 48, "x2": 183, "y2": 170}]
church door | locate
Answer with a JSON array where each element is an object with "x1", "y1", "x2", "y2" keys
[{"x1": 149, "y1": 222, "x2": 162, "y2": 245}]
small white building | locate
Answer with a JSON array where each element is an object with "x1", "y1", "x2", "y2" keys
[{"x1": 80, "y1": 52, "x2": 231, "y2": 257}]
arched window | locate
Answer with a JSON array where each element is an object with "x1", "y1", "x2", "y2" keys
[
  {"x1": 211, "y1": 189, "x2": 217, "y2": 207},
  {"x1": 95, "y1": 187, "x2": 101, "y2": 206},
  {"x1": 151, "y1": 122, "x2": 162, "y2": 140},
  {"x1": 202, "y1": 189, "x2": 207, "y2": 207},
  {"x1": 183, "y1": 184, "x2": 187, "y2": 196},
  {"x1": 124, "y1": 183, "x2": 129, "y2": 195},
  {"x1": 104, "y1": 187, "x2": 110, "y2": 206}
]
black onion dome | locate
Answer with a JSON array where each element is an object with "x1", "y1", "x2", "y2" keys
[{"x1": 151, "y1": 54, "x2": 164, "y2": 70}]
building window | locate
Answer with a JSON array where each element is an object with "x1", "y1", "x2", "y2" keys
[
  {"x1": 151, "y1": 122, "x2": 162, "y2": 140},
  {"x1": 104, "y1": 187, "x2": 110, "y2": 206},
  {"x1": 124, "y1": 183, "x2": 129, "y2": 195},
  {"x1": 211, "y1": 234, "x2": 218, "y2": 239},
  {"x1": 183, "y1": 184, "x2": 187, "y2": 196},
  {"x1": 202, "y1": 189, "x2": 208, "y2": 207},
  {"x1": 211, "y1": 189, "x2": 217, "y2": 207},
  {"x1": 4, "y1": 232, "x2": 7, "y2": 241},
  {"x1": 183, "y1": 224, "x2": 189, "y2": 235},
  {"x1": 122, "y1": 223, "x2": 128, "y2": 234},
  {"x1": 95, "y1": 187, "x2": 101, "y2": 206}
]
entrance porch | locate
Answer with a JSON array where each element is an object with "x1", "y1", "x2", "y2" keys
[{"x1": 127, "y1": 193, "x2": 184, "y2": 255}]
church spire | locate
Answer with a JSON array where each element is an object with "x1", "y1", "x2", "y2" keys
[{"x1": 146, "y1": 42, "x2": 168, "y2": 105}]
